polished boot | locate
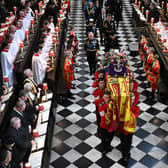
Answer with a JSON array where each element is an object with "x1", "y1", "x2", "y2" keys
[
  {"x1": 121, "y1": 154, "x2": 130, "y2": 167},
  {"x1": 67, "y1": 90, "x2": 75, "y2": 99},
  {"x1": 149, "y1": 91, "x2": 155, "y2": 99}
]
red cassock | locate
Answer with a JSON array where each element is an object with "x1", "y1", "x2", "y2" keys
[
  {"x1": 144, "y1": 53, "x2": 153, "y2": 73},
  {"x1": 63, "y1": 58, "x2": 74, "y2": 83},
  {"x1": 139, "y1": 41, "x2": 147, "y2": 62},
  {"x1": 147, "y1": 59, "x2": 160, "y2": 84}
]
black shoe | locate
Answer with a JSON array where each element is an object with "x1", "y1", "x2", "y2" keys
[
  {"x1": 107, "y1": 146, "x2": 113, "y2": 152},
  {"x1": 120, "y1": 156, "x2": 129, "y2": 167},
  {"x1": 71, "y1": 84, "x2": 76, "y2": 89},
  {"x1": 68, "y1": 94, "x2": 75, "y2": 100},
  {"x1": 67, "y1": 91, "x2": 75, "y2": 99},
  {"x1": 117, "y1": 144, "x2": 122, "y2": 151},
  {"x1": 149, "y1": 92, "x2": 155, "y2": 99},
  {"x1": 96, "y1": 131, "x2": 102, "y2": 138},
  {"x1": 102, "y1": 149, "x2": 107, "y2": 156}
]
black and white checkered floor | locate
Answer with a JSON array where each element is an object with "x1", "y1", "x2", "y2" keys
[{"x1": 49, "y1": 0, "x2": 168, "y2": 168}]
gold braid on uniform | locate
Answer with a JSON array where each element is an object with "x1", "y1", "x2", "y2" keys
[
  {"x1": 105, "y1": 101, "x2": 114, "y2": 125},
  {"x1": 105, "y1": 100, "x2": 117, "y2": 125}
]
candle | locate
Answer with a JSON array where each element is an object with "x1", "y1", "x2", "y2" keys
[
  {"x1": 156, "y1": 28, "x2": 160, "y2": 40},
  {"x1": 57, "y1": 18, "x2": 61, "y2": 27},
  {"x1": 34, "y1": 53, "x2": 39, "y2": 57},
  {"x1": 35, "y1": 10, "x2": 38, "y2": 22},
  {"x1": 31, "y1": 19, "x2": 34, "y2": 33},
  {"x1": 162, "y1": 1, "x2": 164, "y2": 8},
  {"x1": 25, "y1": 163, "x2": 32, "y2": 168},
  {"x1": 10, "y1": 12, "x2": 13, "y2": 16},
  {"x1": 55, "y1": 27, "x2": 59, "y2": 38},
  {"x1": 38, "y1": 104, "x2": 44, "y2": 111},
  {"x1": 55, "y1": 27, "x2": 59, "y2": 32},
  {"x1": 156, "y1": 28, "x2": 160, "y2": 32},
  {"x1": 33, "y1": 129, "x2": 39, "y2": 138},
  {"x1": 4, "y1": 76, "x2": 9, "y2": 83},
  {"x1": 43, "y1": 83, "x2": 48, "y2": 90},
  {"x1": 38, "y1": 1, "x2": 42, "y2": 7},
  {"x1": 53, "y1": 38, "x2": 57, "y2": 44},
  {"x1": 20, "y1": 42, "x2": 24, "y2": 54},
  {"x1": 138, "y1": 1, "x2": 141, "y2": 8},
  {"x1": 35, "y1": 10, "x2": 38, "y2": 15},
  {"x1": 1, "y1": 23, "x2": 5, "y2": 28},
  {"x1": 151, "y1": 17, "x2": 154, "y2": 26},
  {"x1": 43, "y1": 83, "x2": 48, "y2": 101},
  {"x1": 13, "y1": 6, "x2": 17, "y2": 15},
  {"x1": 49, "y1": 51, "x2": 54, "y2": 65},
  {"x1": 53, "y1": 38, "x2": 57, "y2": 49},
  {"x1": 25, "y1": 29, "x2": 29, "y2": 43},
  {"x1": 60, "y1": 10, "x2": 63, "y2": 14},
  {"x1": 6, "y1": 17, "x2": 9, "y2": 22},
  {"x1": 57, "y1": 18, "x2": 61, "y2": 23},
  {"x1": 163, "y1": 39, "x2": 167, "y2": 43},
  {"x1": 145, "y1": 10, "x2": 149, "y2": 21}
]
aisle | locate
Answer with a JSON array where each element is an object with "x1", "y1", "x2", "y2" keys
[{"x1": 49, "y1": 0, "x2": 168, "y2": 168}]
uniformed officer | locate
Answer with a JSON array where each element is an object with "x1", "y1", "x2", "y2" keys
[
  {"x1": 98, "y1": 90, "x2": 114, "y2": 155},
  {"x1": 102, "y1": 14, "x2": 117, "y2": 52},
  {"x1": 86, "y1": 1, "x2": 96, "y2": 23},
  {"x1": 86, "y1": 18, "x2": 97, "y2": 37},
  {"x1": 93, "y1": 78, "x2": 106, "y2": 134},
  {"x1": 85, "y1": 32, "x2": 99, "y2": 75}
]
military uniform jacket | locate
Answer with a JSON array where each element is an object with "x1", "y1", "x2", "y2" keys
[{"x1": 84, "y1": 38, "x2": 99, "y2": 52}]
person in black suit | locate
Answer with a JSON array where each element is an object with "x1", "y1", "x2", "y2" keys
[
  {"x1": 148, "y1": 2, "x2": 160, "y2": 23},
  {"x1": 45, "y1": 1, "x2": 59, "y2": 26},
  {"x1": 114, "y1": 0, "x2": 122, "y2": 28},
  {"x1": 0, "y1": 0, "x2": 8, "y2": 24},
  {"x1": 5, "y1": 0, "x2": 22, "y2": 11},
  {"x1": 0, "y1": 147, "x2": 12, "y2": 168},
  {"x1": 9, "y1": 101, "x2": 29, "y2": 130},
  {"x1": 18, "y1": 89, "x2": 37, "y2": 129},
  {"x1": 9, "y1": 117, "x2": 34, "y2": 168}
]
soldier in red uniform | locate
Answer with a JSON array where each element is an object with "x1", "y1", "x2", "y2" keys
[
  {"x1": 147, "y1": 54, "x2": 160, "y2": 99},
  {"x1": 93, "y1": 78, "x2": 105, "y2": 134},
  {"x1": 118, "y1": 89, "x2": 140, "y2": 166},
  {"x1": 98, "y1": 90, "x2": 115, "y2": 155},
  {"x1": 63, "y1": 51, "x2": 74, "y2": 99},
  {"x1": 93, "y1": 69, "x2": 104, "y2": 88}
]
